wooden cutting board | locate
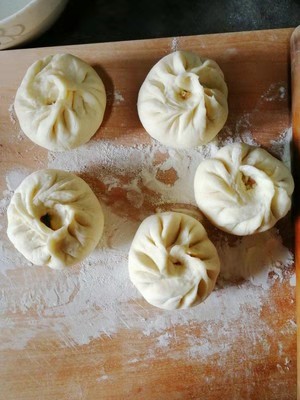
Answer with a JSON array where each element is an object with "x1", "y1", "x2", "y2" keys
[
  {"x1": 0, "y1": 28, "x2": 296, "y2": 400},
  {"x1": 290, "y1": 26, "x2": 300, "y2": 399}
]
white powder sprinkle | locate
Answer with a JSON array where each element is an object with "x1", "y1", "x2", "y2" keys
[
  {"x1": 114, "y1": 90, "x2": 124, "y2": 104},
  {"x1": 216, "y1": 229, "x2": 294, "y2": 289},
  {"x1": 47, "y1": 139, "x2": 218, "y2": 207},
  {"x1": 261, "y1": 82, "x2": 287, "y2": 102},
  {"x1": 289, "y1": 273, "x2": 296, "y2": 287},
  {"x1": 171, "y1": 37, "x2": 179, "y2": 52},
  {"x1": 96, "y1": 375, "x2": 109, "y2": 382},
  {"x1": 8, "y1": 103, "x2": 16, "y2": 125},
  {"x1": 270, "y1": 127, "x2": 292, "y2": 168},
  {"x1": 225, "y1": 48, "x2": 238, "y2": 57},
  {"x1": 6, "y1": 168, "x2": 29, "y2": 191},
  {"x1": 157, "y1": 332, "x2": 172, "y2": 348},
  {"x1": 0, "y1": 95, "x2": 296, "y2": 364},
  {"x1": 0, "y1": 120, "x2": 294, "y2": 359},
  {"x1": 279, "y1": 86, "x2": 286, "y2": 99}
]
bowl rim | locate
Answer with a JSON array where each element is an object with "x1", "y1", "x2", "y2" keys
[{"x1": 0, "y1": 0, "x2": 41, "y2": 25}]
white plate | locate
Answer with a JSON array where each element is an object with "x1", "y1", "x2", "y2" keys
[{"x1": 0, "y1": 0, "x2": 68, "y2": 50}]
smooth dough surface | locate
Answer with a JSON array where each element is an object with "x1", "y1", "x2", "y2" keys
[
  {"x1": 128, "y1": 212, "x2": 220, "y2": 310},
  {"x1": 137, "y1": 50, "x2": 228, "y2": 149},
  {"x1": 194, "y1": 143, "x2": 294, "y2": 235},
  {"x1": 7, "y1": 169, "x2": 104, "y2": 269},
  {"x1": 14, "y1": 53, "x2": 106, "y2": 151}
]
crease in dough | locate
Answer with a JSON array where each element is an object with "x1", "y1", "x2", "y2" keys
[
  {"x1": 7, "y1": 169, "x2": 104, "y2": 269},
  {"x1": 14, "y1": 53, "x2": 106, "y2": 151},
  {"x1": 128, "y1": 212, "x2": 220, "y2": 310},
  {"x1": 194, "y1": 143, "x2": 294, "y2": 235},
  {"x1": 138, "y1": 51, "x2": 228, "y2": 149}
]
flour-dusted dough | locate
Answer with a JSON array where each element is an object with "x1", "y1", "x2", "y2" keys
[
  {"x1": 137, "y1": 50, "x2": 228, "y2": 149},
  {"x1": 194, "y1": 143, "x2": 294, "y2": 235},
  {"x1": 14, "y1": 53, "x2": 106, "y2": 151},
  {"x1": 7, "y1": 169, "x2": 104, "y2": 269},
  {"x1": 128, "y1": 212, "x2": 220, "y2": 310}
]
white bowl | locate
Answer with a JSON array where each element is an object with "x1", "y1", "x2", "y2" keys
[{"x1": 0, "y1": 0, "x2": 69, "y2": 50}]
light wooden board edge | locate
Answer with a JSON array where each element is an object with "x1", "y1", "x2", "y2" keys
[
  {"x1": 290, "y1": 25, "x2": 300, "y2": 400},
  {"x1": 0, "y1": 26, "x2": 296, "y2": 398}
]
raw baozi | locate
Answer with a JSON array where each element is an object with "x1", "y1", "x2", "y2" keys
[
  {"x1": 14, "y1": 53, "x2": 106, "y2": 151},
  {"x1": 194, "y1": 143, "x2": 294, "y2": 235},
  {"x1": 7, "y1": 169, "x2": 104, "y2": 269},
  {"x1": 137, "y1": 50, "x2": 228, "y2": 149},
  {"x1": 128, "y1": 212, "x2": 220, "y2": 310}
]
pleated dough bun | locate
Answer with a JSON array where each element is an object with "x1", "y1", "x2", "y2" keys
[
  {"x1": 14, "y1": 53, "x2": 106, "y2": 151},
  {"x1": 194, "y1": 143, "x2": 294, "y2": 236},
  {"x1": 7, "y1": 169, "x2": 104, "y2": 269},
  {"x1": 128, "y1": 212, "x2": 220, "y2": 310},
  {"x1": 137, "y1": 50, "x2": 228, "y2": 149}
]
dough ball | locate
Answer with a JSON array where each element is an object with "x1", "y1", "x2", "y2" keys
[
  {"x1": 7, "y1": 169, "x2": 104, "y2": 269},
  {"x1": 128, "y1": 212, "x2": 220, "y2": 310},
  {"x1": 137, "y1": 50, "x2": 228, "y2": 149},
  {"x1": 14, "y1": 53, "x2": 106, "y2": 151},
  {"x1": 194, "y1": 143, "x2": 294, "y2": 235}
]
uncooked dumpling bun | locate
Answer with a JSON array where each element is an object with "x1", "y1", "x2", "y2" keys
[
  {"x1": 194, "y1": 143, "x2": 294, "y2": 235},
  {"x1": 7, "y1": 169, "x2": 104, "y2": 269},
  {"x1": 128, "y1": 212, "x2": 220, "y2": 310},
  {"x1": 14, "y1": 53, "x2": 106, "y2": 151},
  {"x1": 137, "y1": 50, "x2": 228, "y2": 148}
]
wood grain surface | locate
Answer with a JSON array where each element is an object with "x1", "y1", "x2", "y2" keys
[
  {"x1": 290, "y1": 25, "x2": 300, "y2": 399},
  {"x1": 0, "y1": 29, "x2": 296, "y2": 400}
]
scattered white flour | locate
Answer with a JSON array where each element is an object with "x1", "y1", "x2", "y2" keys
[
  {"x1": 8, "y1": 103, "x2": 16, "y2": 125},
  {"x1": 220, "y1": 125, "x2": 259, "y2": 147},
  {"x1": 270, "y1": 127, "x2": 292, "y2": 169},
  {"x1": 261, "y1": 82, "x2": 287, "y2": 102},
  {"x1": 114, "y1": 90, "x2": 124, "y2": 104},
  {"x1": 47, "y1": 139, "x2": 219, "y2": 206},
  {"x1": 105, "y1": 90, "x2": 125, "y2": 108},
  {"x1": 0, "y1": 123, "x2": 295, "y2": 358},
  {"x1": 171, "y1": 37, "x2": 179, "y2": 52},
  {"x1": 289, "y1": 273, "x2": 296, "y2": 287},
  {"x1": 216, "y1": 229, "x2": 294, "y2": 289},
  {"x1": 5, "y1": 168, "x2": 29, "y2": 191},
  {"x1": 0, "y1": 168, "x2": 31, "y2": 238},
  {"x1": 8, "y1": 102, "x2": 27, "y2": 143},
  {"x1": 96, "y1": 375, "x2": 109, "y2": 382},
  {"x1": 0, "y1": 86, "x2": 296, "y2": 379},
  {"x1": 220, "y1": 81, "x2": 289, "y2": 155},
  {"x1": 157, "y1": 332, "x2": 172, "y2": 348},
  {"x1": 225, "y1": 48, "x2": 239, "y2": 57}
]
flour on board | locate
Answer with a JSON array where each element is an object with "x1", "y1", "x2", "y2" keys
[
  {"x1": 8, "y1": 103, "x2": 16, "y2": 125},
  {"x1": 0, "y1": 125, "x2": 295, "y2": 360},
  {"x1": 114, "y1": 90, "x2": 124, "y2": 104},
  {"x1": 270, "y1": 127, "x2": 292, "y2": 169},
  {"x1": 171, "y1": 37, "x2": 179, "y2": 52},
  {"x1": 261, "y1": 82, "x2": 287, "y2": 102}
]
